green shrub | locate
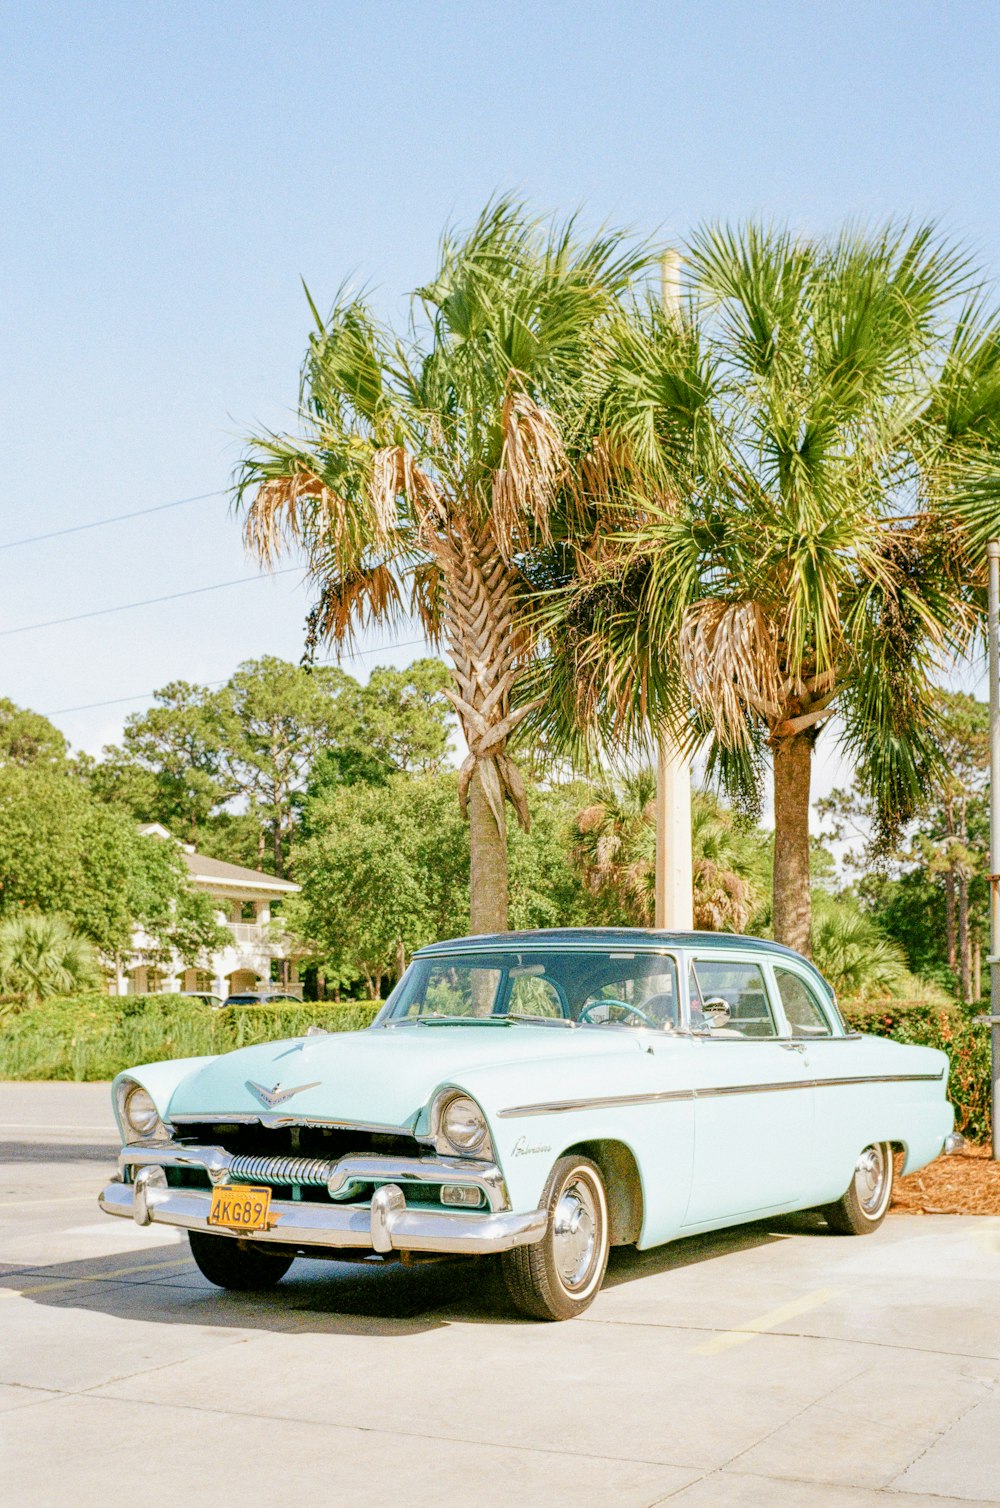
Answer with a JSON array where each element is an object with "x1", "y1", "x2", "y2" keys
[
  {"x1": 844, "y1": 999, "x2": 991, "y2": 1142},
  {"x1": 0, "y1": 993, "x2": 381, "y2": 1082}
]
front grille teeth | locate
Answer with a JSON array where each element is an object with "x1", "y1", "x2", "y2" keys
[{"x1": 228, "y1": 1152, "x2": 338, "y2": 1187}]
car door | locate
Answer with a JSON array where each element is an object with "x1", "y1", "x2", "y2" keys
[
  {"x1": 769, "y1": 959, "x2": 877, "y2": 1201},
  {"x1": 683, "y1": 952, "x2": 814, "y2": 1227}
]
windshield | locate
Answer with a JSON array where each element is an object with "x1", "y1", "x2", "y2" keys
[{"x1": 376, "y1": 949, "x2": 680, "y2": 1029}]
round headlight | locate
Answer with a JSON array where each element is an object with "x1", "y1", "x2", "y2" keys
[
  {"x1": 440, "y1": 1094, "x2": 489, "y2": 1155},
  {"x1": 121, "y1": 1082, "x2": 165, "y2": 1140}
]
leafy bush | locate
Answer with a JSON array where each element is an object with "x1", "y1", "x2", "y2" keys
[
  {"x1": 844, "y1": 1000, "x2": 991, "y2": 1142},
  {"x1": 0, "y1": 993, "x2": 380, "y2": 1082}
]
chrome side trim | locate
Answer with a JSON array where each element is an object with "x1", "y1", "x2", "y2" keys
[
  {"x1": 99, "y1": 1179, "x2": 546, "y2": 1256},
  {"x1": 498, "y1": 1089, "x2": 695, "y2": 1117},
  {"x1": 498, "y1": 1070, "x2": 946, "y2": 1118},
  {"x1": 811, "y1": 1072, "x2": 946, "y2": 1088},
  {"x1": 697, "y1": 1080, "x2": 808, "y2": 1098},
  {"x1": 117, "y1": 1144, "x2": 510, "y2": 1212}
]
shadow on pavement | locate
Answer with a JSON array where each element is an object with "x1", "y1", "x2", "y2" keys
[
  {"x1": 4, "y1": 1208, "x2": 836, "y2": 1336},
  {"x1": 0, "y1": 1140, "x2": 118, "y2": 1163}
]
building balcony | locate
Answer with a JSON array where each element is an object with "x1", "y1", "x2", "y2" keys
[
  {"x1": 225, "y1": 921, "x2": 297, "y2": 954},
  {"x1": 228, "y1": 922, "x2": 266, "y2": 945}
]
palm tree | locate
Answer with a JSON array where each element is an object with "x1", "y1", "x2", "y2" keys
[
  {"x1": 237, "y1": 201, "x2": 648, "y2": 932},
  {"x1": 810, "y1": 894, "x2": 908, "y2": 1001},
  {"x1": 573, "y1": 772, "x2": 762, "y2": 931},
  {"x1": 0, "y1": 912, "x2": 98, "y2": 1005},
  {"x1": 544, "y1": 223, "x2": 1000, "y2": 956}
]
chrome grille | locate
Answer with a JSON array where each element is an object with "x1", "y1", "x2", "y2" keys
[{"x1": 228, "y1": 1152, "x2": 337, "y2": 1187}]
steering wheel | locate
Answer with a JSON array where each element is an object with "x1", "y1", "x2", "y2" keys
[{"x1": 579, "y1": 998, "x2": 657, "y2": 1028}]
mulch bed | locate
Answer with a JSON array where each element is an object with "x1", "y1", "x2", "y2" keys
[{"x1": 891, "y1": 1143, "x2": 1000, "y2": 1215}]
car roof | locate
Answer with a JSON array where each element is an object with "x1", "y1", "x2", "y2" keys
[{"x1": 413, "y1": 927, "x2": 812, "y2": 968}]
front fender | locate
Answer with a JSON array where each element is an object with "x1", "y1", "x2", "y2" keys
[
  {"x1": 111, "y1": 1057, "x2": 218, "y2": 1140},
  {"x1": 424, "y1": 1046, "x2": 694, "y2": 1242}
]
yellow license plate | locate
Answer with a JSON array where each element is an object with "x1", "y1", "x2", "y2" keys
[{"x1": 207, "y1": 1184, "x2": 272, "y2": 1232}]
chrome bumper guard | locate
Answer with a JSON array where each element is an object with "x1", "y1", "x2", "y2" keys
[{"x1": 99, "y1": 1142, "x2": 547, "y2": 1257}]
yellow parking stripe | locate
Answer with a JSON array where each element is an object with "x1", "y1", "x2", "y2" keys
[
  {"x1": 1, "y1": 1255, "x2": 192, "y2": 1297},
  {"x1": 693, "y1": 1286, "x2": 838, "y2": 1354}
]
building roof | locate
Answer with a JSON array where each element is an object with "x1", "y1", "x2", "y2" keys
[
  {"x1": 181, "y1": 850, "x2": 300, "y2": 894},
  {"x1": 136, "y1": 826, "x2": 299, "y2": 894}
]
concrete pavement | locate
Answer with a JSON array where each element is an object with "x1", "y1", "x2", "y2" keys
[{"x1": 1, "y1": 1081, "x2": 999, "y2": 1506}]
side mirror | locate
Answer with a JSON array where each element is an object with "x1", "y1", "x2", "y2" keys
[{"x1": 702, "y1": 996, "x2": 732, "y2": 1028}]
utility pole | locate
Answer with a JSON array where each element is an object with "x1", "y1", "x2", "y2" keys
[
  {"x1": 653, "y1": 251, "x2": 694, "y2": 932},
  {"x1": 987, "y1": 541, "x2": 1000, "y2": 1158}
]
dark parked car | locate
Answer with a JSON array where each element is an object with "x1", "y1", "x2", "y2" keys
[{"x1": 220, "y1": 991, "x2": 303, "y2": 1008}]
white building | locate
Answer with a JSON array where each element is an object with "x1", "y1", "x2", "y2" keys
[{"x1": 120, "y1": 824, "x2": 303, "y2": 998}]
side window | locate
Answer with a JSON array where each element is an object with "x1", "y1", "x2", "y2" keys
[
  {"x1": 692, "y1": 959, "x2": 777, "y2": 1039},
  {"x1": 507, "y1": 974, "x2": 564, "y2": 1019},
  {"x1": 774, "y1": 967, "x2": 833, "y2": 1038}
]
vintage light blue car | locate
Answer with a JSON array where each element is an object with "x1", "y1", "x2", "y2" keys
[{"x1": 99, "y1": 929, "x2": 959, "y2": 1320}]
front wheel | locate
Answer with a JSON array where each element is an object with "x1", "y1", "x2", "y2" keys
[
  {"x1": 188, "y1": 1230, "x2": 295, "y2": 1289},
  {"x1": 500, "y1": 1155, "x2": 610, "y2": 1320},
  {"x1": 823, "y1": 1142, "x2": 894, "y2": 1235}
]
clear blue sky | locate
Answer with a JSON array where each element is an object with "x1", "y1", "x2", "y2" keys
[{"x1": 2, "y1": 0, "x2": 998, "y2": 782}]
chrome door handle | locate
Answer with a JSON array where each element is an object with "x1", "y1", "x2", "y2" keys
[{"x1": 781, "y1": 1041, "x2": 808, "y2": 1053}]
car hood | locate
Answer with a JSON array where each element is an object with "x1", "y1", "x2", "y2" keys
[{"x1": 165, "y1": 1022, "x2": 642, "y2": 1130}]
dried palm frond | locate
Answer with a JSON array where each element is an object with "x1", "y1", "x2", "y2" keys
[
  {"x1": 307, "y1": 562, "x2": 405, "y2": 648},
  {"x1": 491, "y1": 389, "x2": 568, "y2": 553},
  {"x1": 410, "y1": 559, "x2": 446, "y2": 645},
  {"x1": 243, "y1": 471, "x2": 334, "y2": 565},
  {"x1": 370, "y1": 446, "x2": 446, "y2": 540},
  {"x1": 680, "y1": 599, "x2": 782, "y2": 744}
]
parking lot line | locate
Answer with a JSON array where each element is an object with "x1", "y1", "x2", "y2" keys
[
  {"x1": 1, "y1": 1255, "x2": 193, "y2": 1297},
  {"x1": 692, "y1": 1286, "x2": 838, "y2": 1355}
]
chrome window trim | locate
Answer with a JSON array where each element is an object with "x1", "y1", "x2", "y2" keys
[
  {"x1": 769, "y1": 958, "x2": 839, "y2": 1039},
  {"x1": 498, "y1": 1069, "x2": 946, "y2": 1118},
  {"x1": 412, "y1": 943, "x2": 682, "y2": 961},
  {"x1": 380, "y1": 946, "x2": 684, "y2": 1028},
  {"x1": 689, "y1": 952, "x2": 781, "y2": 1040}
]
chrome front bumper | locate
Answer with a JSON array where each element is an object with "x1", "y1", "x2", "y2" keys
[
  {"x1": 115, "y1": 1141, "x2": 509, "y2": 1210},
  {"x1": 98, "y1": 1142, "x2": 547, "y2": 1256}
]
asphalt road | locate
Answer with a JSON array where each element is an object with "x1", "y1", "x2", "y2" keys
[{"x1": 2, "y1": 1081, "x2": 999, "y2": 1507}]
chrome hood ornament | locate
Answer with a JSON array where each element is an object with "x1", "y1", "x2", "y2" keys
[{"x1": 246, "y1": 1079, "x2": 321, "y2": 1109}]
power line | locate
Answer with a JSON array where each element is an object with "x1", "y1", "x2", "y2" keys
[
  {"x1": 44, "y1": 637, "x2": 429, "y2": 716},
  {"x1": 0, "y1": 490, "x2": 227, "y2": 552},
  {"x1": 0, "y1": 567, "x2": 304, "y2": 638}
]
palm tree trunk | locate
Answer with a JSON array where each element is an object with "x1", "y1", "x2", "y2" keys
[
  {"x1": 772, "y1": 733, "x2": 812, "y2": 956},
  {"x1": 469, "y1": 766, "x2": 508, "y2": 934}
]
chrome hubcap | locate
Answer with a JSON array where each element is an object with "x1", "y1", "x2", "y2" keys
[
  {"x1": 552, "y1": 1177, "x2": 598, "y2": 1290},
  {"x1": 854, "y1": 1144, "x2": 888, "y2": 1215}
]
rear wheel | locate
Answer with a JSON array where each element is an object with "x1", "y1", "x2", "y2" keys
[
  {"x1": 824, "y1": 1142, "x2": 893, "y2": 1234},
  {"x1": 188, "y1": 1230, "x2": 295, "y2": 1289},
  {"x1": 500, "y1": 1155, "x2": 610, "y2": 1321}
]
